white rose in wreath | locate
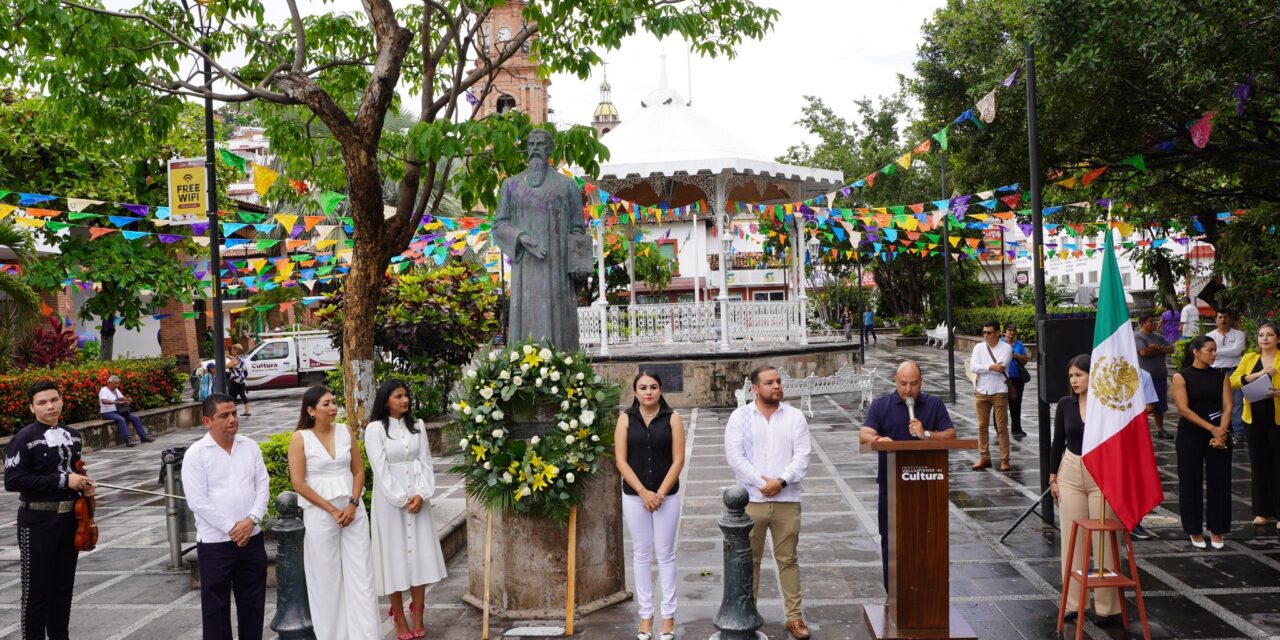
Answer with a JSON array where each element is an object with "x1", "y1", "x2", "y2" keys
[
  {"x1": 550, "y1": 386, "x2": 558, "y2": 394},
  {"x1": 474, "y1": 414, "x2": 485, "y2": 423},
  {"x1": 539, "y1": 348, "x2": 553, "y2": 360},
  {"x1": 570, "y1": 419, "x2": 579, "y2": 428},
  {"x1": 483, "y1": 461, "x2": 492, "y2": 470},
  {"x1": 561, "y1": 400, "x2": 570, "y2": 410},
  {"x1": 523, "y1": 344, "x2": 534, "y2": 355},
  {"x1": 564, "y1": 356, "x2": 573, "y2": 365},
  {"x1": 520, "y1": 363, "x2": 530, "y2": 372},
  {"x1": 558, "y1": 420, "x2": 569, "y2": 430},
  {"x1": 539, "y1": 367, "x2": 549, "y2": 377},
  {"x1": 465, "y1": 369, "x2": 476, "y2": 378},
  {"x1": 463, "y1": 406, "x2": 472, "y2": 415},
  {"x1": 492, "y1": 409, "x2": 504, "y2": 421},
  {"x1": 459, "y1": 438, "x2": 469, "y2": 448},
  {"x1": 531, "y1": 435, "x2": 541, "y2": 445},
  {"x1": 565, "y1": 435, "x2": 576, "y2": 444},
  {"x1": 550, "y1": 371, "x2": 561, "y2": 382},
  {"x1": 512, "y1": 376, "x2": 523, "y2": 386},
  {"x1": 499, "y1": 370, "x2": 510, "y2": 380},
  {"x1": 502, "y1": 472, "x2": 513, "y2": 484},
  {"x1": 479, "y1": 387, "x2": 494, "y2": 400},
  {"x1": 576, "y1": 372, "x2": 585, "y2": 381},
  {"x1": 488, "y1": 351, "x2": 498, "y2": 361},
  {"x1": 509, "y1": 352, "x2": 519, "y2": 362},
  {"x1": 491, "y1": 429, "x2": 504, "y2": 438},
  {"x1": 566, "y1": 472, "x2": 575, "y2": 483},
  {"x1": 535, "y1": 378, "x2": 543, "y2": 387},
  {"x1": 591, "y1": 435, "x2": 600, "y2": 442}
]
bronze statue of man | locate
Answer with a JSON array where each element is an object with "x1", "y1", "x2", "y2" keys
[{"x1": 492, "y1": 129, "x2": 590, "y2": 352}]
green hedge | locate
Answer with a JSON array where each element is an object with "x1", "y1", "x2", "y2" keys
[
  {"x1": 259, "y1": 429, "x2": 374, "y2": 520},
  {"x1": 951, "y1": 306, "x2": 1095, "y2": 342},
  {"x1": 0, "y1": 358, "x2": 186, "y2": 436},
  {"x1": 324, "y1": 364, "x2": 450, "y2": 421}
]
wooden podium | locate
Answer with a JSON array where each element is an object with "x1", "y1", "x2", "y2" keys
[{"x1": 861, "y1": 438, "x2": 978, "y2": 640}]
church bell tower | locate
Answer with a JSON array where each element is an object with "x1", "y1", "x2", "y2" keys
[
  {"x1": 592, "y1": 64, "x2": 621, "y2": 136},
  {"x1": 470, "y1": 1, "x2": 549, "y2": 124}
]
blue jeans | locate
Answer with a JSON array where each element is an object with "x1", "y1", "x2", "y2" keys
[
  {"x1": 102, "y1": 411, "x2": 147, "y2": 442},
  {"x1": 1231, "y1": 387, "x2": 1245, "y2": 433}
]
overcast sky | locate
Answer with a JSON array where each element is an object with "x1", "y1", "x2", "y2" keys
[{"x1": 113, "y1": 0, "x2": 947, "y2": 158}]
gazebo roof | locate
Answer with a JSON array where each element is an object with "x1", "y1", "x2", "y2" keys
[{"x1": 595, "y1": 64, "x2": 842, "y2": 189}]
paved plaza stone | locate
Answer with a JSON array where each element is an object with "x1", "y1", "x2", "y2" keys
[{"x1": 3, "y1": 343, "x2": 1280, "y2": 639}]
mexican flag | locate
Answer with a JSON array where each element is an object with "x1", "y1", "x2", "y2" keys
[{"x1": 1081, "y1": 230, "x2": 1164, "y2": 529}]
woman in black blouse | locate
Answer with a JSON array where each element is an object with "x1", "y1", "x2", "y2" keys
[
  {"x1": 1050, "y1": 354, "x2": 1121, "y2": 627},
  {"x1": 1172, "y1": 335, "x2": 1233, "y2": 549},
  {"x1": 615, "y1": 371, "x2": 686, "y2": 640}
]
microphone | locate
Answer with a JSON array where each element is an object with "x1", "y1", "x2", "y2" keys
[{"x1": 905, "y1": 396, "x2": 916, "y2": 422}]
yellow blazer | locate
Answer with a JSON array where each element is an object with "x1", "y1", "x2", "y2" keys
[{"x1": 1231, "y1": 351, "x2": 1280, "y2": 425}]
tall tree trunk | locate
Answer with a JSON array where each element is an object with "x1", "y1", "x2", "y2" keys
[{"x1": 100, "y1": 311, "x2": 116, "y2": 361}]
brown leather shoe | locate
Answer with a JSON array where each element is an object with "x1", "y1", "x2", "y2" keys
[
  {"x1": 1000, "y1": 460, "x2": 1013, "y2": 472},
  {"x1": 785, "y1": 618, "x2": 811, "y2": 640},
  {"x1": 972, "y1": 458, "x2": 991, "y2": 470}
]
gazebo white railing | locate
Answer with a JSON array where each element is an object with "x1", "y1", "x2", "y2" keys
[{"x1": 578, "y1": 300, "x2": 808, "y2": 348}]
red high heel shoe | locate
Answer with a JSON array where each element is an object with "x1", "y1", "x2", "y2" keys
[
  {"x1": 408, "y1": 603, "x2": 426, "y2": 639},
  {"x1": 388, "y1": 605, "x2": 414, "y2": 640}
]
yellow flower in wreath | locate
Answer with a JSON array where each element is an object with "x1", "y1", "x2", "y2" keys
[
  {"x1": 529, "y1": 451, "x2": 544, "y2": 469},
  {"x1": 531, "y1": 474, "x2": 548, "y2": 492},
  {"x1": 471, "y1": 444, "x2": 488, "y2": 461},
  {"x1": 542, "y1": 464, "x2": 559, "y2": 481}
]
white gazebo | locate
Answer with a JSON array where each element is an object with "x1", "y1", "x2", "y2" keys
[{"x1": 579, "y1": 59, "x2": 844, "y2": 352}]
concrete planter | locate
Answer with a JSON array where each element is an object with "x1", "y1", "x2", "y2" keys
[
  {"x1": 953, "y1": 334, "x2": 1039, "y2": 359},
  {"x1": 73, "y1": 402, "x2": 203, "y2": 453},
  {"x1": 883, "y1": 334, "x2": 928, "y2": 347},
  {"x1": 463, "y1": 469, "x2": 628, "y2": 620}
]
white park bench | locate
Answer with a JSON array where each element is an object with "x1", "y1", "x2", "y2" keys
[
  {"x1": 925, "y1": 323, "x2": 951, "y2": 348},
  {"x1": 735, "y1": 364, "x2": 877, "y2": 417}
]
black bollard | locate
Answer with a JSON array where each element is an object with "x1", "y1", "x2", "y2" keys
[
  {"x1": 269, "y1": 491, "x2": 316, "y2": 639},
  {"x1": 711, "y1": 486, "x2": 767, "y2": 640}
]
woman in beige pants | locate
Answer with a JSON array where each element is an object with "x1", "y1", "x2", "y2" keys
[{"x1": 1049, "y1": 354, "x2": 1122, "y2": 628}]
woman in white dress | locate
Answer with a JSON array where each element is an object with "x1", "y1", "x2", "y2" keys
[
  {"x1": 366, "y1": 379, "x2": 448, "y2": 640},
  {"x1": 287, "y1": 386, "x2": 381, "y2": 640}
]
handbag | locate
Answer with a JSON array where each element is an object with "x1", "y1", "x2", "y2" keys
[{"x1": 986, "y1": 344, "x2": 1016, "y2": 399}]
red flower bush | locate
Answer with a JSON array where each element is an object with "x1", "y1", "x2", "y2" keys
[{"x1": 0, "y1": 358, "x2": 185, "y2": 436}]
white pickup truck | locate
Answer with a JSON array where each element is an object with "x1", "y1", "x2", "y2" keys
[{"x1": 203, "y1": 330, "x2": 339, "y2": 388}]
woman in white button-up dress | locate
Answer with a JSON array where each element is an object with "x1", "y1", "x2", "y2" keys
[{"x1": 366, "y1": 379, "x2": 447, "y2": 639}]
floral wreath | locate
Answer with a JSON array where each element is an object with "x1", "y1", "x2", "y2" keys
[{"x1": 450, "y1": 339, "x2": 619, "y2": 523}]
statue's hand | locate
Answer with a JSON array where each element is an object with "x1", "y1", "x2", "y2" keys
[{"x1": 520, "y1": 234, "x2": 547, "y2": 259}]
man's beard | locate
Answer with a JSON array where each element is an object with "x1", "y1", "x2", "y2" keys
[
  {"x1": 757, "y1": 393, "x2": 781, "y2": 407},
  {"x1": 528, "y1": 155, "x2": 549, "y2": 185}
]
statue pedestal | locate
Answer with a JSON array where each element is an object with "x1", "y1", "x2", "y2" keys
[{"x1": 463, "y1": 461, "x2": 629, "y2": 619}]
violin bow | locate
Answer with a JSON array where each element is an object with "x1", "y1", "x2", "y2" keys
[{"x1": 86, "y1": 481, "x2": 186, "y2": 501}]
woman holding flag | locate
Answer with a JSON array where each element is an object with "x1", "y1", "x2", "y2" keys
[{"x1": 1049, "y1": 354, "x2": 1122, "y2": 627}]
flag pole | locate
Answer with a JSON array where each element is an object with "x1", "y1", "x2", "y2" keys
[{"x1": 1096, "y1": 199, "x2": 1115, "y2": 577}]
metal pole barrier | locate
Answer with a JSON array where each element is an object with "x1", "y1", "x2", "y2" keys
[
  {"x1": 1026, "y1": 42, "x2": 1055, "y2": 525},
  {"x1": 270, "y1": 492, "x2": 316, "y2": 639},
  {"x1": 999, "y1": 487, "x2": 1060, "y2": 543},
  {"x1": 710, "y1": 486, "x2": 766, "y2": 640},
  {"x1": 162, "y1": 451, "x2": 184, "y2": 570}
]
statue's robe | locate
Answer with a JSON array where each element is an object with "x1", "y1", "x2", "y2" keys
[{"x1": 491, "y1": 168, "x2": 586, "y2": 352}]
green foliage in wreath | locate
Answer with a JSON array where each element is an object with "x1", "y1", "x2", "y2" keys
[{"x1": 449, "y1": 340, "x2": 619, "y2": 523}]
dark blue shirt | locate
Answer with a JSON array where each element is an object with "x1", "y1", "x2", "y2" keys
[
  {"x1": 863, "y1": 391, "x2": 954, "y2": 484},
  {"x1": 1002, "y1": 337, "x2": 1027, "y2": 379}
]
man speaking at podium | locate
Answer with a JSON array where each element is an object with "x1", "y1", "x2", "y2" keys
[{"x1": 859, "y1": 361, "x2": 957, "y2": 590}]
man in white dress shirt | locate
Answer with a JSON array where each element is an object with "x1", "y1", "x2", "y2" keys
[
  {"x1": 725, "y1": 366, "x2": 812, "y2": 640},
  {"x1": 182, "y1": 393, "x2": 270, "y2": 640},
  {"x1": 1207, "y1": 310, "x2": 1247, "y2": 433},
  {"x1": 970, "y1": 320, "x2": 1014, "y2": 471}
]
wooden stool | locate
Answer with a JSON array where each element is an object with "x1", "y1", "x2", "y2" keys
[{"x1": 1056, "y1": 518, "x2": 1151, "y2": 640}]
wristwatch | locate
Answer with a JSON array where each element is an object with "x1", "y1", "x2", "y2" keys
[
  {"x1": 348, "y1": 497, "x2": 359, "y2": 506},
  {"x1": 923, "y1": 430, "x2": 933, "y2": 440},
  {"x1": 248, "y1": 514, "x2": 261, "y2": 525},
  {"x1": 779, "y1": 479, "x2": 788, "y2": 488}
]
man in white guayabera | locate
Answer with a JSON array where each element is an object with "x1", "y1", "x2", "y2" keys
[{"x1": 859, "y1": 361, "x2": 957, "y2": 590}]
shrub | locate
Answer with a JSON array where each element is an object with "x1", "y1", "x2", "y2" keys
[
  {"x1": 325, "y1": 363, "x2": 452, "y2": 420},
  {"x1": 900, "y1": 323, "x2": 925, "y2": 337},
  {"x1": 0, "y1": 357, "x2": 185, "y2": 436},
  {"x1": 22, "y1": 315, "x2": 78, "y2": 369},
  {"x1": 951, "y1": 306, "x2": 1092, "y2": 342},
  {"x1": 76, "y1": 340, "x2": 101, "y2": 364},
  {"x1": 258, "y1": 429, "x2": 373, "y2": 520}
]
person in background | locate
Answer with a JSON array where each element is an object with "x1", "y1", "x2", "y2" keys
[
  {"x1": 183, "y1": 393, "x2": 269, "y2": 640},
  {"x1": 288, "y1": 387, "x2": 380, "y2": 640},
  {"x1": 970, "y1": 320, "x2": 1013, "y2": 471},
  {"x1": 859, "y1": 361, "x2": 956, "y2": 589},
  {"x1": 99, "y1": 374, "x2": 152, "y2": 447},
  {"x1": 1003, "y1": 323, "x2": 1030, "y2": 438},
  {"x1": 842, "y1": 306, "x2": 854, "y2": 342},
  {"x1": 1050, "y1": 355, "x2": 1122, "y2": 628},
  {"x1": 725, "y1": 366, "x2": 812, "y2": 640},
  {"x1": 1134, "y1": 313, "x2": 1175, "y2": 439},
  {"x1": 199, "y1": 363, "x2": 217, "y2": 402},
  {"x1": 225, "y1": 344, "x2": 252, "y2": 417},
  {"x1": 615, "y1": 371, "x2": 686, "y2": 640},
  {"x1": 1231, "y1": 321, "x2": 1280, "y2": 530},
  {"x1": 1206, "y1": 310, "x2": 1246, "y2": 435},
  {"x1": 1130, "y1": 368, "x2": 1161, "y2": 541},
  {"x1": 862, "y1": 305, "x2": 878, "y2": 346},
  {"x1": 366, "y1": 380, "x2": 447, "y2": 640},
  {"x1": 1172, "y1": 336, "x2": 1233, "y2": 549},
  {"x1": 5, "y1": 381, "x2": 94, "y2": 640},
  {"x1": 1160, "y1": 305, "x2": 1181, "y2": 345},
  {"x1": 1180, "y1": 296, "x2": 1201, "y2": 339}
]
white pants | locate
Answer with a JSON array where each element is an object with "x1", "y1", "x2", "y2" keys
[
  {"x1": 622, "y1": 492, "x2": 681, "y2": 619},
  {"x1": 302, "y1": 499, "x2": 382, "y2": 640}
]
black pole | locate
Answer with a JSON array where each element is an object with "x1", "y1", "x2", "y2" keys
[
  {"x1": 1000, "y1": 226, "x2": 1007, "y2": 301},
  {"x1": 204, "y1": 43, "x2": 226, "y2": 393},
  {"x1": 941, "y1": 153, "x2": 956, "y2": 404},
  {"x1": 1026, "y1": 43, "x2": 1052, "y2": 525},
  {"x1": 856, "y1": 258, "x2": 865, "y2": 364}
]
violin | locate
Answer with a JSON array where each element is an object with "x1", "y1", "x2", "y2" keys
[{"x1": 73, "y1": 459, "x2": 98, "y2": 552}]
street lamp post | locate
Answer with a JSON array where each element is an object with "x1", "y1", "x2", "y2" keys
[
  {"x1": 595, "y1": 219, "x2": 609, "y2": 356},
  {"x1": 201, "y1": 40, "x2": 226, "y2": 393},
  {"x1": 717, "y1": 211, "x2": 732, "y2": 351}
]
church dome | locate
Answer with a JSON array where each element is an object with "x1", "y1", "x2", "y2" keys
[{"x1": 594, "y1": 101, "x2": 619, "y2": 118}]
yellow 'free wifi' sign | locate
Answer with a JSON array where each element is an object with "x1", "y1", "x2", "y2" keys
[{"x1": 168, "y1": 157, "x2": 207, "y2": 217}]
